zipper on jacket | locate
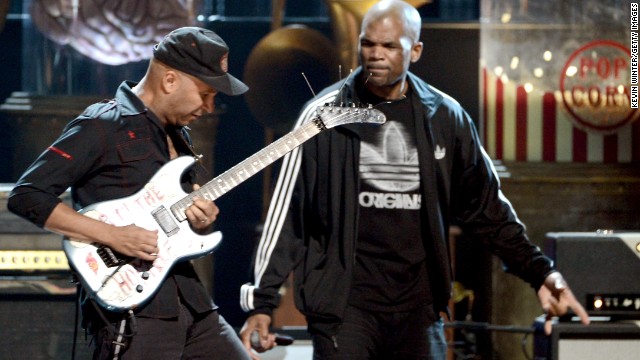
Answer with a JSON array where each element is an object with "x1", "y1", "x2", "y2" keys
[{"x1": 331, "y1": 335, "x2": 339, "y2": 349}]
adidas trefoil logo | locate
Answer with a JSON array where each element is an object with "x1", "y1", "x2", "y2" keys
[
  {"x1": 434, "y1": 145, "x2": 446, "y2": 160},
  {"x1": 360, "y1": 122, "x2": 419, "y2": 192}
]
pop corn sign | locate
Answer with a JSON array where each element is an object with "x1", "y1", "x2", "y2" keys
[{"x1": 560, "y1": 40, "x2": 637, "y2": 133}]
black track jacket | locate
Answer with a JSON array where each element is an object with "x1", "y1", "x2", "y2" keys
[{"x1": 240, "y1": 68, "x2": 555, "y2": 337}]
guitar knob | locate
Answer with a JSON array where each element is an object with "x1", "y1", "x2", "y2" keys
[
  {"x1": 141, "y1": 271, "x2": 150, "y2": 280},
  {"x1": 136, "y1": 285, "x2": 144, "y2": 293}
]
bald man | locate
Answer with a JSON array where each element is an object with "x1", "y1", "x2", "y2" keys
[{"x1": 238, "y1": 1, "x2": 589, "y2": 359}]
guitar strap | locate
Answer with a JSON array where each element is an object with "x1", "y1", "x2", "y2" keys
[
  {"x1": 111, "y1": 315, "x2": 129, "y2": 360},
  {"x1": 84, "y1": 293, "x2": 138, "y2": 358},
  {"x1": 170, "y1": 126, "x2": 209, "y2": 182}
]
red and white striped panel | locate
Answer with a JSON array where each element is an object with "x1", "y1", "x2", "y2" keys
[{"x1": 481, "y1": 68, "x2": 640, "y2": 163}]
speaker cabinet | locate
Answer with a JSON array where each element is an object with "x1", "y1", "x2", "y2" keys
[
  {"x1": 0, "y1": 278, "x2": 92, "y2": 360},
  {"x1": 533, "y1": 317, "x2": 640, "y2": 360},
  {"x1": 544, "y1": 232, "x2": 640, "y2": 318}
]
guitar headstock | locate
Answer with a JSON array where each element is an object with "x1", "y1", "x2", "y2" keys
[{"x1": 316, "y1": 105, "x2": 386, "y2": 129}]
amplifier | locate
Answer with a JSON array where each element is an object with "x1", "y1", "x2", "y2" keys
[
  {"x1": 0, "y1": 250, "x2": 69, "y2": 272},
  {"x1": 545, "y1": 231, "x2": 640, "y2": 318},
  {"x1": 0, "y1": 278, "x2": 91, "y2": 360},
  {"x1": 533, "y1": 316, "x2": 640, "y2": 360},
  {"x1": 1, "y1": 184, "x2": 71, "y2": 274}
]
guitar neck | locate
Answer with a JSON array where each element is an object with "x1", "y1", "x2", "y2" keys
[{"x1": 170, "y1": 119, "x2": 324, "y2": 219}]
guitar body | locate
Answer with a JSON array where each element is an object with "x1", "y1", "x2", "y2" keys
[{"x1": 63, "y1": 156, "x2": 222, "y2": 312}]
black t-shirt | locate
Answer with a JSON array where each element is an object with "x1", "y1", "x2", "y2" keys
[{"x1": 349, "y1": 85, "x2": 431, "y2": 312}]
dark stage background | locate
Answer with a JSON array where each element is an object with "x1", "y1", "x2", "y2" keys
[{"x1": 6, "y1": 2, "x2": 639, "y2": 360}]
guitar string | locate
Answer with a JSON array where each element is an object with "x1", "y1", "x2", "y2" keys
[{"x1": 171, "y1": 109, "x2": 363, "y2": 217}]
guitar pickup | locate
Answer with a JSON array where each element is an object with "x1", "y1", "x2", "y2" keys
[{"x1": 152, "y1": 206, "x2": 180, "y2": 237}]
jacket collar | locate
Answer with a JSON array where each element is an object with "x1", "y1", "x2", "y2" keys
[
  {"x1": 338, "y1": 67, "x2": 443, "y2": 136},
  {"x1": 405, "y1": 72, "x2": 444, "y2": 119},
  {"x1": 115, "y1": 81, "x2": 147, "y2": 116},
  {"x1": 115, "y1": 80, "x2": 169, "y2": 133}
]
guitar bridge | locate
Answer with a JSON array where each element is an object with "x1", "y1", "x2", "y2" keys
[{"x1": 97, "y1": 245, "x2": 132, "y2": 268}]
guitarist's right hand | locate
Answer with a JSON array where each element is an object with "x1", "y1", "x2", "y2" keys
[
  {"x1": 45, "y1": 203, "x2": 159, "y2": 262},
  {"x1": 106, "y1": 224, "x2": 159, "y2": 261}
]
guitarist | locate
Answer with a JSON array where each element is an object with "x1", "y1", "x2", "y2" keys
[{"x1": 8, "y1": 27, "x2": 251, "y2": 360}]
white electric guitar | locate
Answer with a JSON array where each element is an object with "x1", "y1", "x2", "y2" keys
[{"x1": 63, "y1": 104, "x2": 386, "y2": 312}]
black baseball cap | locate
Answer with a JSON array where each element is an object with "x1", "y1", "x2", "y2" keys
[{"x1": 153, "y1": 27, "x2": 249, "y2": 96}]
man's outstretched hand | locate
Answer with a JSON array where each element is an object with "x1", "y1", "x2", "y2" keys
[{"x1": 537, "y1": 272, "x2": 590, "y2": 335}]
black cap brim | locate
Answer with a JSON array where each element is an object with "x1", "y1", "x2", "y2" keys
[{"x1": 203, "y1": 73, "x2": 249, "y2": 96}]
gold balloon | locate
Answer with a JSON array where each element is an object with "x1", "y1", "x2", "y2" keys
[{"x1": 243, "y1": 25, "x2": 340, "y2": 133}]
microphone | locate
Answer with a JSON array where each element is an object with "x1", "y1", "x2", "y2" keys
[{"x1": 250, "y1": 330, "x2": 294, "y2": 349}]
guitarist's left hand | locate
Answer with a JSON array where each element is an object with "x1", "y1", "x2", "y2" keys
[{"x1": 185, "y1": 184, "x2": 219, "y2": 231}]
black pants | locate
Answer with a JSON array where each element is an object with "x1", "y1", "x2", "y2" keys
[
  {"x1": 92, "y1": 303, "x2": 250, "y2": 360},
  {"x1": 310, "y1": 304, "x2": 447, "y2": 360}
]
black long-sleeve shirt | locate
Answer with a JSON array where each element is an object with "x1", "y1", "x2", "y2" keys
[{"x1": 8, "y1": 81, "x2": 215, "y2": 320}]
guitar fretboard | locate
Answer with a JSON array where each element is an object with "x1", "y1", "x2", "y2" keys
[{"x1": 170, "y1": 119, "x2": 323, "y2": 220}]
